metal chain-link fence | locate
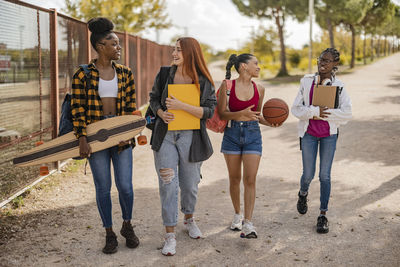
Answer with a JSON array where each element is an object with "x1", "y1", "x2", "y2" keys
[{"x1": 0, "y1": 0, "x2": 172, "y2": 203}]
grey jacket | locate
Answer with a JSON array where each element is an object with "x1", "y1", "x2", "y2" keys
[{"x1": 149, "y1": 65, "x2": 217, "y2": 162}]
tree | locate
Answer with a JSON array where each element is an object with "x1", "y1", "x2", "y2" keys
[
  {"x1": 63, "y1": 0, "x2": 171, "y2": 34},
  {"x1": 231, "y1": 0, "x2": 308, "y2": 77},
  {"x1": 243, "y1": 26, "x2": 277, "y2": 59},
  {"x1": 315, "y1": 0, "x2": 346, "y2": 48},
  {"x1": 336, "y1": 0, "x2": 373, "y2": 68},
  {"x1": 392, "y1": 5, "x2": 400, "y2": 52},
  {"x1": 360, "y1": 0, "x2": 395, "y2": 63}
]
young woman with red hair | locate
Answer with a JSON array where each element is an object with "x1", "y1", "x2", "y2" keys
[{"x1": 149, "y1": 37, "x2": 216, "y2": 256}]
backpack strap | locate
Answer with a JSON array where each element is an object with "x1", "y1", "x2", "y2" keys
[{"x1": 79, "y1": 64, "x2": 90, "y2": 93}]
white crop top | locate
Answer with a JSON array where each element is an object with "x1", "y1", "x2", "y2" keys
[{"x1": 98, "y1": 71, "x2": 118, "y2": 98}]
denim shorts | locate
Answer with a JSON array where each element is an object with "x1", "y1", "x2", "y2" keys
[{"x1": 221, "y1": 120, "x2": 262, "y2": 155}]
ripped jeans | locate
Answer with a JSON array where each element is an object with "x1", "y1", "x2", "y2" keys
[{"x1": 153, "y1": 130, "x2": 202, "y2": 226}]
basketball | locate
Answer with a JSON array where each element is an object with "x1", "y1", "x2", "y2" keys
[{"x1": 262, "y1": 98, "x2": 289, "y2": 125}]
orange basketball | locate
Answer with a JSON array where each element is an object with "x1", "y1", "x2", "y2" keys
[{"x1": 263, "y1": 98, "x2": 289, "y2": 125}]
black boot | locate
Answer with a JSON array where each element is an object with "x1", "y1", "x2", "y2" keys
[
  {"x1": 120, "y1": 221, "x2": 140, "y2": 248},
  {"x1": 316, "y1": 215, "x2": 329, "y2": 234},
  {"x1": 297, "y1": 191, "x2": 308, "y2": 214},
  {"x1": 103, "y1": 231, "x2": 118, "y2": 254}
]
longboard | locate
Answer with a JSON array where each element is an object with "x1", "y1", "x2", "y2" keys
[{"x1": 13, "y1": 115, "x2": 146, "y2": 167}]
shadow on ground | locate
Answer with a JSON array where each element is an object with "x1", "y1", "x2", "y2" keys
[
  {"x1": 0, "y1": 171, "x2": 399, "y2": 266},
  {"x1": 267, "y1": 117, "x2": 400, "y2": 167}
]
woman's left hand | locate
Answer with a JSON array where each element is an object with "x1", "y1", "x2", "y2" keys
[
  {"x1": 258, "y1": 114, "x2": 281, "y2": 127},
  {"x1": 166, "y1": 95, "x2": 184, "y2": 110}
]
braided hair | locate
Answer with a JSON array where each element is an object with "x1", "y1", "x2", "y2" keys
[
  {"x1": 87, "y1": 17, "x2": 114, "y2": 51},
  {"x1": 225, "y1": 53, "x2": 254, "y2": 80},
  {"x1": 320, "y1": 48, "x2": 340, "y2": 77}
]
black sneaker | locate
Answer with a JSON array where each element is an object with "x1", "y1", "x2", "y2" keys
[
  {"x1": 297, "y1": 191, "x2": 308, "y2": 214},
  {"x1": 103, "y1": 232, "x2": 118, "y2": 254},
  {"x1": 316, "y1": 215, "x2": 329, "y2": 234},
  {"x1": 120, "y1": 221, "x2": 140, "y2": 248}
]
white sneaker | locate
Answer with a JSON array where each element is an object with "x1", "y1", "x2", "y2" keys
[
  {"x1": 162, "y1": 233, "x2": 176, "y2": 256},
  {"x1": 183, "y1": 218, "x2": 202, "y2": 239},
  {"x1": 240, "y1": 220, "x2": 257, "y2": 238},
  {"x1": 230, "y1": 214, "x2": 243, "y2": 231}
]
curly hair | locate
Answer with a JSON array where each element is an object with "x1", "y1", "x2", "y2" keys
[{"x1": 320, "y1": 48, "x2": 340, "y2": 76}]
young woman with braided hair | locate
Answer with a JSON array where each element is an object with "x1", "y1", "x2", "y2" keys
[
  {"x1": 218, "y1": 54, "x2": 280, "y2": 238},
  {"x1": 291, "y1": 48, "x2": 352, "y2": 233},
  {"x1": 71, "y1": 17, "x2": 139, "y2": 254}
]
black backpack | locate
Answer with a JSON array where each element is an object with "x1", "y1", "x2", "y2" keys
[
  {"x1": 58, "y1": 64, "x2": 90, "y2": 136},
  {"x1": 144, "y1": 66, "x2": 170, "y2": 130}
]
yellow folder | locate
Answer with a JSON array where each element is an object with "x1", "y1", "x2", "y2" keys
[{"x1": 167, "y1": 84, "x2": 200, "y2": 130}]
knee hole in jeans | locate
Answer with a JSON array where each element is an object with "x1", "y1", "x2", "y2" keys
[{"x1": 160, "y1": 168, "x2": 174, "y2": 184}]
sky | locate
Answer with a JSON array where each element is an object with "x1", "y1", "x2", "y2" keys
[{"x1": 19, "y1": 0, "x2": 400, "y2": 51}]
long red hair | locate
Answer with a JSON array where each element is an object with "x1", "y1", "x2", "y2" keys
[{"x1": 176, "y1": 37, "x2": 214, "y2": 87}]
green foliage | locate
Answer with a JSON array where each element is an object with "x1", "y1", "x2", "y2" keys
[
  {"x1": 232, "y1": 0, "x2": 309, "y2": 22},
  {"x1": 315, "y1": 0, "x2": 343, "y2": 27},
  {"x1": 337, "y1": 0, "x2": 373, "y2": 27},
  {"x1": 361, "y1": 0, "x2": 395, "y2": 35},
  {"x1": 63, "y1": 0, "x2": 171, "y2": 33},
  {"x1": 288, "y1": 51, "x2": 301, "y2": 67},
  {"x1": 199, "y1": 42, "x2": 215, "y2": 63},
  {"x1": 246, "y1": 26, "x2": 277, "y2": 58},
  {"x1": 11, "y1": 196, "x2": 24, "y2": 209},
  {"x1": 231, "y1": 0, "x2": 309, "y2": 77}
]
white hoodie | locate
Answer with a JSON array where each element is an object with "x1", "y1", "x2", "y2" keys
[{"x1": 291, "y1": 74, "x2": 352, "y2": 138}]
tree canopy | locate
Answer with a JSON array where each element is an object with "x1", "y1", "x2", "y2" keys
[
  {"x1": 63, "y1": 0, "x2": 171, "y2": 34},
  {"x1": 232, "y1": 0, "x2": 308, "y2": 76}
]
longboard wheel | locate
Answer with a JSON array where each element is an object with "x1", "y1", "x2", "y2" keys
[
  {"x1": 39, "y1": 166, "x2": 49, "y2": 176},
  {"x1": 137, "y1": 135, "x2": 147, "y2": 145},
  {"x1": 132, "y1": 110, "x2": 142, "y2": 117},
  {"x1": 36, "y1": 141, "x2": 44, "y2": 146}
]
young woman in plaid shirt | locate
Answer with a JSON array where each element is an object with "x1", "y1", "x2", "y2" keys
[{"x1": 71, "y1": 17, "x2": 139, "y2": 254}]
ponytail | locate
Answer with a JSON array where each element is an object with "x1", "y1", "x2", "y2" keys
[
  {"x1": 224, "y1": 53, "x2": 254, "y2": 80},
  {"x1": 225, "y1": 54, "x2": 237, "y2": 80}
]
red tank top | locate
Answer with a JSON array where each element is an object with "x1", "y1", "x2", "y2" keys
[{"x1": 229, "y1": 80, "x2": 259, "y2": 112}]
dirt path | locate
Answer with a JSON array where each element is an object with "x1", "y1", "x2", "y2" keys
[{"x1": 1, "y1": 54, "x2": 399, "y2": 266}]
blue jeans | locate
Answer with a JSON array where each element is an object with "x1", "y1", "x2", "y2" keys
[
  {"x1": 221, "y1": 120, "x2": 262, "y2": 155},
  {"x1": 153, "y1": 131, "x2": 202, "y2": 226},
  {"x1": 88, "y1": 145, "x2": 133, "y2": 228},
  {"x1": 300, "y1": 132, "x2": 337, "y2": 212}
]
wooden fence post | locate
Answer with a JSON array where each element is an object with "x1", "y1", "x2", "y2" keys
[
  {"x1": 135, "y1": 36, "x2": 141, "y2": 108},
  {"x1": 49, "y1": 9, "x2": 59, "y2": 139}
]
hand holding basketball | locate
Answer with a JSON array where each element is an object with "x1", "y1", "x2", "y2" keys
[
  {"x1": 262, "y1": 98, "x2": 289, "y2": 125},
  {"x1": 239, "y1": 105, "x2": 260, "y2": 121}
]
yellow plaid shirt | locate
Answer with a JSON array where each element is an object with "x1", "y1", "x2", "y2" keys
[{"x1": 71, "y1": 60, "x2": 137, "y2": 147}]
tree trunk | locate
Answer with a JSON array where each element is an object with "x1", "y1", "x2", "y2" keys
[
  {"x1": 274, "y1": 8, "x2": 288, "y2": 77},
  {"x1": 377, "y1": 37, "x2": 381, "y2": 58},
  {"x1": 393, "y1": 37, "x2": 396, "y2": 54},
  {"x1": 370, "y1": 36, "x2": 374, "y2": 61},
  {"x1": 327, "y1": 17, "x2": 335, "y2": 48},
  {"x1": 384, "y1": 36, "x2": 387, "y2": 56},
  {"x1": 363, "y1": 32, "x2": 367, "y2": 65},
  {"x1": 350, "y1": 24, "x2": 356, "y2": 69}
]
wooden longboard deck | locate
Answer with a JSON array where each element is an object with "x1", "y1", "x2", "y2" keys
[{"x1": 13, "y1": 115, "x2": 146, "y2": 167}]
